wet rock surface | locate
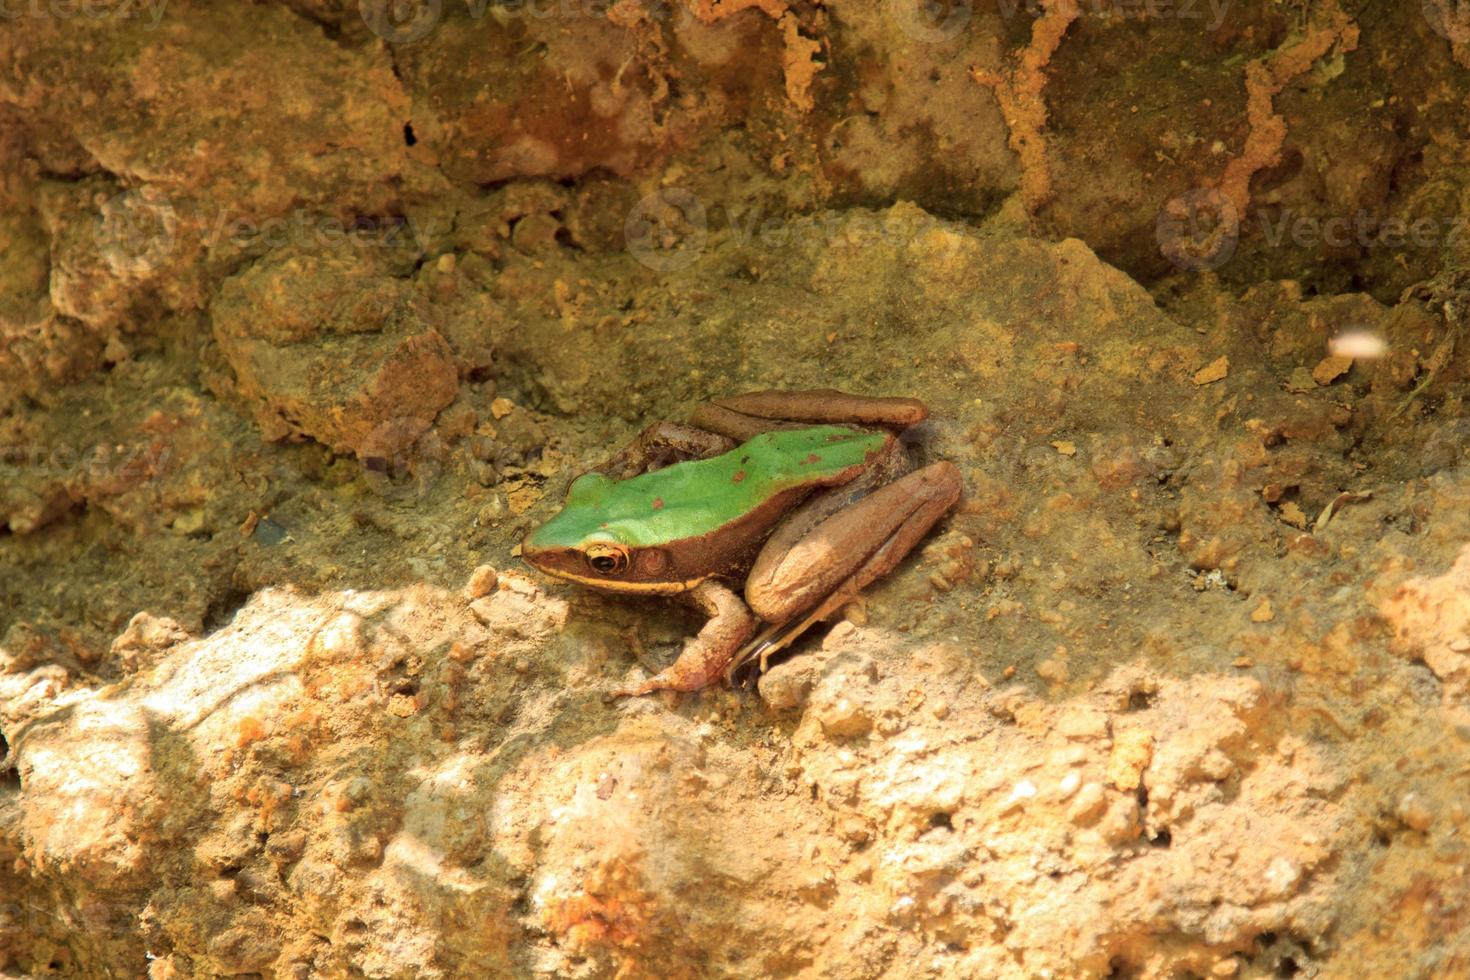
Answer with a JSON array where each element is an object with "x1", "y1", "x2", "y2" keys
[{"x1": 3, "y1": 3, "x2": 1470, "y2": 978}]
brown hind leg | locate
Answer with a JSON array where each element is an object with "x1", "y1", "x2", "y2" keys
[{"x1": 730, "y1": 461, "x2": 963, "y2": 679}]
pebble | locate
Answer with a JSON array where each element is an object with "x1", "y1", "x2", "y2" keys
[
  {"x1": 1397, "y1": 791, "x2": 1434, "y2": 831},
  {"x1": 817, "y1": 696, "x2": 873, "y2": 738},
  {"x1": 463, "y1": 564, "x2": 499, "y2": 600},
  {"x1": 1262, "y1": 856, "x2": 1302, "y2": 898},
  {"x1": 1036, "y1": 658, "x2": 1070, "y2": 683},
  {"x1": 1000, "y1": 779, "x2": 1038, "y2": 813},
  {"x1": 1068, "y1": 782, "x2": 1107, "y2": 825}
]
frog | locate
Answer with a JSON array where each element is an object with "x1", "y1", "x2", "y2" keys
[{"x1": 520, "y1": 389, "x2": 963, "y2": 697}]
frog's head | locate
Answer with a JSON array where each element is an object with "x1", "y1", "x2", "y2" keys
[{"x1": 520, "y1": 473, "x2": 695, "y2": 595}]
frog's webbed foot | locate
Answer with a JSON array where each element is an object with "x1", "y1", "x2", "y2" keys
[
  {"x1": 609, "y1": 580, "x2": 756, "y2": 698},
  {"x1": 595, "y1": 422, "x2": 736, "y2": 480},
  {"x1": 726, "y1": 460, "x2": 963, "y2": 682}
]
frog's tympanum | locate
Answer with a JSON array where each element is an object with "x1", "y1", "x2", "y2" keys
[{"x1": 522, "y1": 389, "x2": 962, "y2": 697}]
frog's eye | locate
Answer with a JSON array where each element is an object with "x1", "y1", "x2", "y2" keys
[{"x1": 584, "y1": 543, "x2": 629, "y2": 576}]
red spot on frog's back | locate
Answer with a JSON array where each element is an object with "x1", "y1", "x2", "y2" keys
[
  {"x1": 651, "y1": 497, "x2": 664, "y2": 510},
  {"x1": 731, "y1": 469, "x2": 747, "y2": 483},
  {"x1": 803, "y1": 453, "x2": 822, "y2": 464}
]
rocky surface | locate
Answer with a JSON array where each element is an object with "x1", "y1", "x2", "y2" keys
[{"x1": 3, "y1": 2, "x2": 1470, "y2": 978}]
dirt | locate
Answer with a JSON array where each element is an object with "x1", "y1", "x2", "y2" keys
[{"x1": 3, "y1": 2, "x2": 1470, "y2": 978}]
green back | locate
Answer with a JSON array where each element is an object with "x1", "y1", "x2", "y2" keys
[{"x1": 527, "y1": 425, "x2": 883, "y2": 548}]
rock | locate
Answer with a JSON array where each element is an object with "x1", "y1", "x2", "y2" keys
[
  {"x1": 1068, "y1": 782, "x2": 1108, "y2": 826},
  {"x1": 814, "y1": 695, "x2": 874, "y2": 739},
  {"x1": 211, "y1": 247, "x2": 460, "y2": 457}
]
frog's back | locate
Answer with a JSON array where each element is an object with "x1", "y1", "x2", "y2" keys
[{"x1": 533, "y1": 425, "x2": 887, "y2": 549}]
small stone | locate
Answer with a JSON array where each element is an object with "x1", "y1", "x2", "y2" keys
[
  {"x1": 1057, "y1": 770, "x2": 1082, "y2": 799},
  {"x1": 1278, "y1": 501, "x2": 1309, "y2": 529},
  {"x1": 490, "y1": 397, "x2": 516, "y2": 419},
  {"x1": 464, "y1": 564, "x2": 499, "y2": 600},
  {"x1": 1232, "y1": 657, "x2": 1254, "y2": 668},
  {"x1": 816, "y1": 696, "x2": 873, "y2": 738},
  {"x1": 1068, "y1": 782, "x2": 1107, "y2": 825},
  {"x1": 478, "y1": 497, "x2": 507, "y2": 526},
  {"x1": 1057, "y1": 707, "x2": 1109, "y2": 740},
  {"x1": 1397, "y1": 791, "x2": 1434, "y2": 832},
  {"x1": 1212, "y1": 957, "x2": 1240, "y2": 976},
  {"x1": 1107, "y1": 728, "x2": 1154, "y2": 791},
  {"x1": 1000, "y1": 779, "x2": 1038, "y2": 813},
  {"x1": 1261, "y1": 856, "x2": 1302, "y2": 898},
  {"x1": 1051, "y1": 440, "x2": 1077, "y2": 456},
  {"x1": 1285, "y1": 366, "x2": 1317, "y2": 392},
  {"x1": 1036, "y1": 658, "x2": 1070, "y2": 683},
  {"x1": 758, "y1": 658, "x2": 821, "y2": 712},
  {"x1": 1250, "y1": 598, "x2": 1275, "y2": 623},
  {"x1": 1098, "y1": 796, "x2": 1143, "y2": 843},
  {"x1": 265, "y1": 829, "x2": 307, "y2": 865},
  {"x1": 1192, "y1": 355, "x2": 1229, "y2": 386},
  {"x1": 1311, "y1": 355, "x2": 1352, "y2": 386},
  {"x1": 436, "y1": 253, "x2": 457, "y2": 274}
]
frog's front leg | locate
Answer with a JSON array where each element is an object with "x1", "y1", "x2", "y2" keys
[{"x1": 609, "y1": 579, "x2": 757, "y2": 698}]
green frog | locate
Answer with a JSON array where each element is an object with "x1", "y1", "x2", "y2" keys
[{"x1": 521, "y1": 389, "x2": 962, "y2": 697}]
